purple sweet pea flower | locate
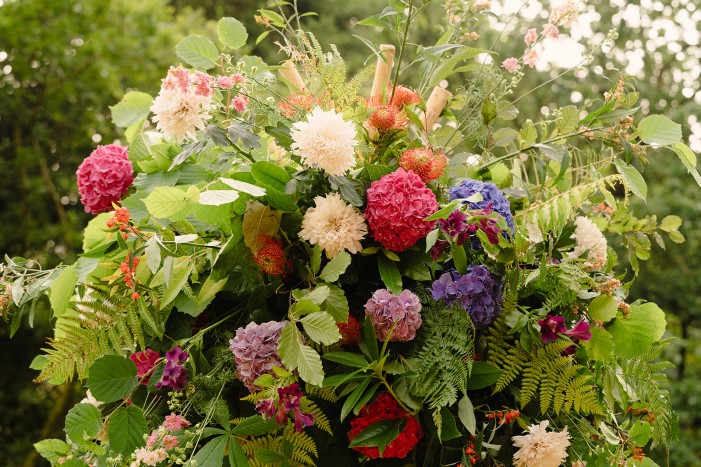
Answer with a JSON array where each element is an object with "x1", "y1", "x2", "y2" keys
[
  {"x1": 439, "y1": 210, "x2": 470, "y2": 238},
  {"x1": 155, "y1": 346, "x2": 189, "y2": 391},
  {"x1": 292, "y1": 410, "x2": 315, "y2": 432},
  {"x1": 278, "y1": 383, "x2": 303, "y2": 411},
  {"x1": 564, "y1": 319, "x2": 592, "y2": 342},
  {"x1": 256, "y1": 398, "x2": 276, "y2": 419},
  {"x1": 538, "y1": 315, "x2": 567, "y2": 343}
]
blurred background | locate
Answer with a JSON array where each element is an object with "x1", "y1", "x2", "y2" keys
[{"x1": 0, "y1": 0, "x2": 699, "y2": 465}]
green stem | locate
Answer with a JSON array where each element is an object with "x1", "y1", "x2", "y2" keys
[{"x1": 389, "y1": 0, "x2": 415, "y2": 102}]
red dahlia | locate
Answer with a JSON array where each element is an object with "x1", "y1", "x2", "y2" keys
[{"x1": 348, "y1": 392, "x2": 423, "y2": 459}]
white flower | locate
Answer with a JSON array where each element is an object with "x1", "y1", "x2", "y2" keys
[
  {"x1": 299, "y1": 193, "x2": 367, "y2": 258},
  {"x1": 569, "y1": 216, "x2": 607, "y2": 269},
  {"x1": 291, "y1": 106, "x2": 357, "y2": 176},
  {"x1": 79, "y1": 389, "x2": 103, "y2": 408},
  {"x1": 512, "y1": 420, "x2": 571, "y2": 467},
  {"x1": 151, "y1": 88, "x2": 212, "y2": 143}
]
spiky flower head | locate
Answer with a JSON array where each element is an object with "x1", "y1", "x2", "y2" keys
[{"x1": 399, "y1": 147, "x2": 447, "y2": 183}]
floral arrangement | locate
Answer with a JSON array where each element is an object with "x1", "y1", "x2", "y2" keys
[{"x1": 2, "y1": 1, "x2": 698, "y2": 466}]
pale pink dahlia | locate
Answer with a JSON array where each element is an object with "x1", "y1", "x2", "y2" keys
[
  {"x1": 364, "y1": 168, "x2": 438, "y2": 251},
  {"x1": 76, "y1": 144, "x2": 134, "y2": 214},
  {"x1": 512, "y1": 420, "x2": 571, "y2": 467},
  {"x1": 230, "y1": 321, "x2": 287, "y2": 392},
  {"x1": 502, "y1": 58, "x2": 520, "y2": 73},
  {"x1": 365, "y1": 289, "x2": 422, "y2": 342}
]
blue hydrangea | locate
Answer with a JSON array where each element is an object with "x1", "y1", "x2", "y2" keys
[
  {"x1": 431, "y1": 266, "x2": 502, "y2": 327},
  {"x1": 449, "y1": 179, "x2": 514, "y2": 233}
]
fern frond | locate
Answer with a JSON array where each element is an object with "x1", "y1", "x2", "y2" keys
[{"x1": 299, "y1": 399, "x2": 332, "y2": 435}]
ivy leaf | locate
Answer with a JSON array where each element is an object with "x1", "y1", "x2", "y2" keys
[
  {"x1": 107, "y1": 406, "x2": 149, "y2": 455},
  {"x1": 300, "y1": 312, "x2": 341, "y2": 345},
  {"x1": 278, "y1": 323, "x2": 324, "y2": 386},
  {"x1": 615, "y1": 160, "x2": 647, "y2": 200},
  {"x1": 319, "y1": 252, "x2": 351, "y2": 282},
  {"x1": 637, "y1": 114, "x2": 682, "y2": 146},
  {"x1": 65, "y1": 404, "x2": 102, "y2": 444},
  {"x1": 378, "y1": 254, "x2": 402, "y2": 294},
  {"x1": 110, "y1": 91, "x2": 153, "y2": 128},
  {"x1": 86, "y1": 355, "x2": 138, "y2": 403},
  {"x1": 588, "y1": 294, "x2": 618, "y2": 322},
  {"x1": 175, "y1": 34, "x2": 219, "y2": 70},
  {"x1": 217, "y1": 17, "x2": 248, "y2": 49},
  {"x1": 608, "y1": 302, "x2": 666, "y2": 358}
]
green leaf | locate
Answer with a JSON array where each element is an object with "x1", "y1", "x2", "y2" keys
[
  {"x1": 293, "y1": 298, "x2": 320, "y2": 317},
  {"x1": 160, "y1": 257, "x2": 194, "y2": 310},
  {"x1": 50, "y1": 264, "x2": 77, "y2": 317},
  {"x1": 278, "y1": 323, "x2": 324, "y2": 386},
  {"x1": 481, "y1": 99, "x2": 497, "y2": 126},
  {"x1": 231, "y1": 416, "x2": 278, "y2": 436},
  {"x1": 34, "y1": 439, "x2": 70, "y2": 463},
  {"x1": 637, "y1": 115, "x2": 682, "y2": 146},
  {"x1": 322, "y1": 351, "x2": 369, "y2": 368},
  {"x1": 608, "y1": 302, "x2": 666, "y2": 358},
  {"x1": 251, "y1": 161, "x2": 292, "y2": 191},
  {"x1": 110, "y1": 91, "x2": 153, "y2": 128},
  {"x1": 319, "y1": 252, "x2": 351, "y2": 282},
  {"x1": 255, "y1": 449, "x2": 285, "y2": 463},
  {"x1": 425, "y1": 229, "x2": 439, "y2": 253},
  {"x1": 187, "y1": 435, "x2": 227, "y2": 467},
  {"x1": 65, "y1": 403, "x2": 102, "y2": 444},
  {"x1": 458, "y1": 395, "x2": 476, "y2": 434},
  {"x1": 378, "y1": 254, "x2": 402, "y2": 295},
  {"x1": 341, "y1": 376, "x2": 372, "y2": 421},
  {"x1": 615, "y1": 160, "x2": 647, "y2": 200},
  {"x1": 465, "y1": 362, "x2": 501, "y2": 390},
  {"x1": 425, "y1": 200, "x2": 460, "y2": 221},
  {"x1": 582, "y1": 327, "x2": 614, "y2": 361},
  {"x1": 348, "y1": 418, "x2": 407, "y2": 456},
  {"x1": 438, "y1": 407, "x2": 461, "y2": 441},
  {"x1": 671, "y1": 143, "x2": 701, "y2": 188},
  {"x1": 629, "y1": 420, "x2": 652, "y2": 446},
  {"x1": 107, "y1": 406, "x2": 149, "y2": 455},
  {"x1": 660, "y1": 215, "x2": 682, "y2": 232},
  {"x1": 322, "y1": 284, "x2": 349, "y2": 322},
  {"x1": 300, "y1": 311, "x2": 341, "y2": 345},
  {"x1": 144, "y1": 186, "x2": 198, "y2": 220},
  {"x1": 303, "y1": 285, "x2": 330, "y2": 305},
  {"x1": 220, "y1": 178, "x2": 267, "y2": 197},
  {"x1": 588, "y1": 294, "x2": 618, "y2": 322},
  {"x1": 175, "y1": 34, "x2": 219, "y2": 70},
  {"x1": 229, "y1": 436, "x2": 250, "y2": 467},
  {"x1": 86, "y1": 355, "x2": 138, "y2": 403},
  {"x1": 492, "y1": 128, "x2": 518, "y2": 147},
  {"x1": 217, "y1": 17, "x2": 248, "y2": 49},
  {"x1": 361, "y1": 316, "x2": 379, "y2": 361},
  {"x1": 452, "y1": 243, "x2": 468, "y2": 274}
]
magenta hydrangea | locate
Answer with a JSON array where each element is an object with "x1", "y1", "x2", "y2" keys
[
  {"x1": 76, "y1": 144, "x2": 134, "y2": 214},
  {"x1": 364, "y1": 289, "x2": 423, "y2": 342},
  {"x1": 364, "y1": 168, "x2": 438, "y2": 251},
  {"x1": 230, "y1": 321, "x2": 288, "y2": 392}
]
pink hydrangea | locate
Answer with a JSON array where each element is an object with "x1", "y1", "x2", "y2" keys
[
  {"x1": 76, "y1": 144, "x2": 134, "y2": 214},
  {"x1": 162, "y1": 413, "x2": 191, "y2": 431},
  {"x1": 229, "y1": 321, "x2": 287, "y2": 391},
  {"x1": 364, "y1": 168, "x2": 438, "y2": 251},
  {"x1": 502, "y1": 57, "x2": 520, "y2": 73},
  {"x1": 364, "y1": 289, "x2": 422, "y2": 342}
]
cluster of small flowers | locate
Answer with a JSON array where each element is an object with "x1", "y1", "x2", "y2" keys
[
  {"x1": 398, "y1": 147, "x2": 447, "y2": 184},
  {"x1": 461, "y1": 435, "x2": 480, "y2": 465},
  {"x1": 130, "y1": 413, "x2": 191, "y2": 467},
  {"x1": 432, "y1": 266, "x2": 502, "y2": 328},
  {"x1": 597, "y1": 276, "x2": 621, "y2": 294},
  {"x1": 364, "y1": 289, "x2": 423, "y2": 342},
  {"x1": 253, "y1": 235, "x2": 292, "y2": 277},
  {"x1": 438, "y1": 206, "x2": 503, "y2": 249},
  {"x1": 347, "y1": 393, "x2": 423, "y2": 459},
  {"x1": 106, "y1": 207, "x2": 138, "y2": 240},
  {"x1": 256, "y1": 383, "x2": 315, "y2": 432},
  {"x1": 155, "y1": 346, "x2": 189, "y2": 391},
  {"x1": 449, "y1": 179, "x2": 514, "y2": 234},
  {"x1": 119, "y1": 253, "x2": 140, "y2": 293},
  {"x1": 570, "y1": 216, "x2": 607, "y2": 270},
  {"x1": 486, "y1": 409, "x2": 520, "y2": 425},
  {"x1": 627, "y1": 405, "x2": 655, "y2": 423},
  {"x1": 0, "y1": 283, "x2": 12, "y2": 317},
  {"x1": 76, "y1": 144, "x2": 134, "y2": 214},
  {"x1": 230, "y1": 320, "x2": 287, "y2": 391},
  {"x1": 337, "y1": 315, "x2": 362, "y2": 345}
]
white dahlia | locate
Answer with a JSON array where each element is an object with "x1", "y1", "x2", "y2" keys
[
  {"x1": 512, "y1": 420, "x2": 571, "y2": 467},
  {"x1": 299, "y1": 193, "x2": 367, "y2": 258},
  {"x1": 151, "y1": 88, "x2": 212, "y2": 143},
  {"x1": 569, "y1": 216, "x2": 607, "y2": 269},
  {"x1": 291, "y1": 106, "x2": 357, "y2": 176}
]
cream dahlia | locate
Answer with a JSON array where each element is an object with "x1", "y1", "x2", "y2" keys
[
  {"x1": 512, "y1": 420, "x2": 570, "y2": 467},
  {"x1": 569, "y1": 216, "x2": 607, "y2": 269},
  {"x1": 291, "y1": 107, "x2": 357, "y2": 176},
  {"x1": 299, "y1": 193, "x2": 367, "y2": 258}
]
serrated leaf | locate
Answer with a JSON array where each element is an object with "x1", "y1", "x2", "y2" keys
[
  {"x1": 34, "y1": 439, "x2": 70, "y2": 463},
  {"x1": 615, "y1": 160, "x2": 647, "y2": 200},
  {"x1": 107, "y1": 406, "x2": 148, "y2": 455},
  {"x1": 300, "y1": 312, "x2": 341, "y2": 345},
  {"x1": 65, "y1": 404, "x2": 102, "y2": 444},
  {"x1": 659, "y1": 215, "x2": 682, "y2": 232},
  {"x1": 637, "y1": 114, "x2": 682, "y2": 146},
  {"x1": 229, "y1": 436, "x2": 250, "y2": 467},
  {"x1": 582, "y1": 327, "x2": 614, "y2": 361},
  {"x1": 186, "y1": 435, "x2": 227, "y2": 467},
  {"x1": 588, "y1": 294, "x2": 618, "y2": 322},
  {"x1": 144, "y1": 186, "x2": 197, "y2": 219},
  {"x1": 319, "y1": 252, "x2": 351, "y2": 282},
  {"x1": 110, "y1": 91, "x2": 153, "y2": 128},
  {"x1": 144, "y1": 236, "x2": 161, "y2": 274},
  {"x1": 86, "y1": 356, "x2": 138, "y2": 403},
  {"x1": 217, "y1": 17, "x2": 248, "y2": 49},
  {"x1": 322, "y1": 284, "x2": 349, "y2": 322},
  {"x1": 175, "y1": 34, "x2": 219, "y2": 70},
  {"x1": 278, "y1": 323, "x2": 324, "y2": 386},
  {"x1": 608, "y1": 302, "x2": 666, "y2": 358}
]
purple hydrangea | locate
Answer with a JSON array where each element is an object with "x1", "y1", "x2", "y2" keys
[
  {"x1": 155, "y1": 346, "x2": 188, "y2": 391},
  {"x1": 230, "y1": 321, "x2": 287, "y2": 392},
  {"x1": 431, "y1": 266, "x2": 503, "y2": 327},
  {"x1": 364, "y1": 289, "x2": 423, "y2": 342},
  {"x1": 449, "y1": 179, "x2": 514, "y2": 234}
]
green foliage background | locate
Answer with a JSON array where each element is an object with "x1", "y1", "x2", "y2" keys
[{"x1": 1, "y1": 0, "x2": 699, "y2": 464}]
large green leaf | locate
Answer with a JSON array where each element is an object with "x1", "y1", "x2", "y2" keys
[
  {"x1": 34, "y1": 439, "x2": 71, "y2": 464},
  {"x1": 458, "y1": 395, "x2": 476, "y2": 435},
  {"x1": 186, "y1": 435, "x2": 227, "y2": 467},
  {"x1": 278, "y1": 323, "x2": 324, "y2": 386},
  {"x1": 300, "y1": 311, "x2": 341, "y2": 345},
  {"x1": 671, "y1": 142, "x2": 701, "y2": 188},
  {"x1": 231, "y1": 415, "x2": 279, "y2": 436},
  {"x1": 322, "y1": 284, "x2": 349, "y2": 322},
  {"x1": 217, "y1": 17, "x2": 248, "y2": 49},
  {"x1": 588, "y1": 294, "x2": 618, "y2": 322},
  {"x1": 144, "y1": 186, "x2": 199, "y2": 220},
  {"x1": 319, "y1": 252, "x2": 351, "y2": 282},
  {"x1": 108, "y1": 406, "x2": 149, "y2": 455},
  {"x1": 378, "y1": 254, "x2": 402, "y2": 294},
  {"x1": 49, "y1": 264, "x2": 77, "y2": 317},
  {"x1": 582, "y1": 327, "x2": 614, "y2": 361},
  {"x1": 608, "y1": 302, "x2": 666, "y2": 358},
  {"x1": 637, "y1": 114, "x2": 682, "y2": 146},
  {"x1": 322, "y1": 351, "x2": 369, "y2": 368},
  {"x1": 465, "y1": 361, "x2": 501, "y2": 390},
  {"x1": 250, "y1": 161, "x2": 291, "y2": 191},
  {"x1": 175, "y1": 34, "x2": 219, "y2": 70},
  {"x1": 110, "y1": 91, "x2": 153, "y2": 128},
  {"x1": 615, "y1": 159, "x2": 647, "y2": 200},
  {"x1": 160, "y1": 257, "x2": 194, "y2": 310},
  {"x1": 87, "y1": 355, "x2": 139, "y2": 403},
  {"x1": 65, "y1": 403, "x2": 102, "y2": 444},
  {"x1": 229, "y1": 436, "x2": 250, "y2": 467}
]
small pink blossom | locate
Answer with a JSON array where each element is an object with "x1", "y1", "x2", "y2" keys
[
  {"x1": 524, "y1": 49, "x2": 540, "y2": 68},
  {"x1": 162, "y1": 66, "x2": 190, "y2": 93},
  {"x1": 217, "y1": 75, "x2": 235, "y2": 89},
  {"x1": 232, "y1": 95, "x2": 249, "y2": 113},
  {"x1": 146, "y1": 431, "x2": 158, "y2": 448},
  {"x1": 232, "y1": 73, "x2": 245, "y2": 84},
  {"x1": 502, "y1": 57, "x2": 520, "y2": 73},
  {"x1": 134, "y1": 448, "x2": 167, "y2": 466},
  {"x1": 542, "y1": 23, "x2": 559, "y2": 39},
  {"x1": 162, "y1": 413, "x2": 191, "y2": 431},
  {"x1": 162, "y1": 435, "x2": 179, "y2": 449},
  {"x1": 193, "y1": 72, "x2": 213, "y2": 97},
  {"x1": 524, "y1": 28, "x2": 538, "y2": 45}
]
